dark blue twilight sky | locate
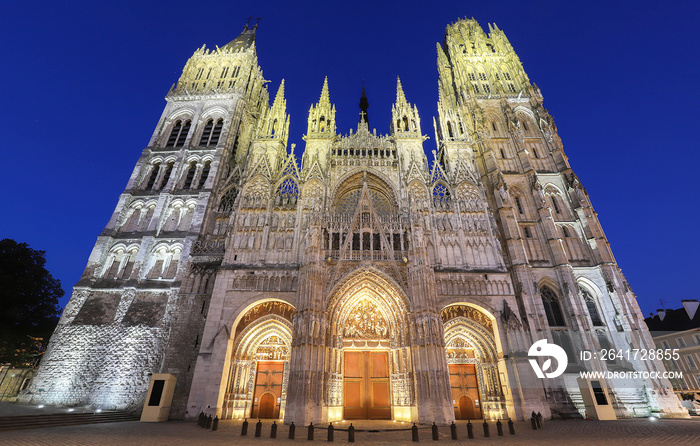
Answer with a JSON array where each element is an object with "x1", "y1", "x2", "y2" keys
[{"x1": 1, "y1": 1, "x2": 698, "y2": 316}]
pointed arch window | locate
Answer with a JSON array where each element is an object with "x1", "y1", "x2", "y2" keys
[
  {"x1": 541, "y1": 286, "x2": 566, "y2": 327},
  {"x1": 166, "y1": 119, "x2": 191, "y2": 147},
  {"x1": 200, "y1": 119, "x2": 223, "y2": 146},
  {"x1": 198, "y1": 161, "x2": 211, "y2": 189},
  {"x1": 183, "y1": 162, "x2": 196, "y2": 189},
  {"x1": 580, "y1": 286, "x2": 604, "y2": 326},
  {"x1": 159, "y1": 162, "x2": 174, "y2": 190},
  {"x1": 551, "y1": 195, "x2": 561, "y2": 213},
  {"x1": 145, "y1": 163, "x2": 160, "y2": 190},
  {"x1": 515, "y1": 196, "x2": 524, "y2": 214},
  {"x1": 446, "y1": 121, "x2": 454, "y2": 138}
]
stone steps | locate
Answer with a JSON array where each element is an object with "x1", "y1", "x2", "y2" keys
[{"x1": 0, "y1": 411, "x2": 140, "y2": 431}]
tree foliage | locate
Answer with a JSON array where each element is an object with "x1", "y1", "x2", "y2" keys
[{"x1": 0, "y1": 239, "x2": 63, "y2": 366}]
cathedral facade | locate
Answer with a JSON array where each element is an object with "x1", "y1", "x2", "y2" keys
[{"x1": 23, "y1": 19, "x2": 687, "y2": 423}]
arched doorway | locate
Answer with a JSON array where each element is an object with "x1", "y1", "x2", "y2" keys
[
  {"x1": 222, "y1": 301, "x2": 294, "y2": 419},
  {"x1": 442, "y1": 304, "x2": 504, "y2": 420},
  {"x1": 326, "y1": 267, "x2": 413, "y2": 422},
  {"x1": 258, "y1": 393, "x2": 276, "y2": 418}
]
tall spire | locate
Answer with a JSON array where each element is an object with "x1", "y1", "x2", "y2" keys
[
  {"x1": 395, "y1": 77, "x2": 408, "y2": 107},
  {"x1": 271, "y1": 78, "x2": 286, "y2": 110},
  {"x1": 319, "y1": 76, "x2": 331, "y2": 106},
  {"x1": 359, "y1": 81, "x2": 369, "y2": 126}
]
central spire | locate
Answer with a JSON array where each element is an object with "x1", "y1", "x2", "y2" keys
[{"x1": 359, "y1": 81, "x2": 369, "y2": 126}]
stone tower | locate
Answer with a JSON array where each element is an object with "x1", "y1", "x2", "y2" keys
[{"x1": 23, "y1": 18, "x2": 687, "y2": 422}]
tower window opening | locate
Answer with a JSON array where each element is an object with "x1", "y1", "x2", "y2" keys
[
  {"x1": 393, "y1": 233, "x2": 401, "y2": 251},
  {"x1": 166, "y1": 121, "x2": 182, "y2": 147},
  {"x1": 552, "y1": 196, "x2": 561, "y2": 214},
  {"x1": 352, "y1": 233, "x2": 360, "y2": 251},
  {"x1": 562, "y1": 226, "x2": 570, "y2": 238},
  {"x1": 332, "y1": 233, "x2": 340, "y2": 250},
  {"x1": 206, "y1": 68, "x2": 213, "y2": 79},
  {"x1": 402, "y1": 116, "x2": 409, "y2": 131},
  {"x1": 523, "y1": 226, "x2": 532, "y2": 238},
  {"x1": 198, "y1": 161, "x2": 211, "y2": 189},
  {"x1": 581, "y1": 286, "x2": 604, "y2": 326},
  {"x1": 522, "y1": 121, "x2": 529, "y2": 131},
  {"x1": 195, "y1": 68, "x2": 204, "y2": 80},
  {"x1": 373, "y1": 233, "x2": 381, "y2": 251},
  {"x1": 145, "y1": 163, "x2": 160, "y2": 190},
  {"x1": 447, "y1": 121, "x2": 454, "y2": 138},
  {"x1": 508, "y1": 83, "x2": 516, "y2": 93},
  {"x1": 483, "y1": 83, "x2": 490, "y2": 93},
  {"x1": 159, "y1": 162, "x2": 174, "y2": 190},
  {"x1": 210, "y1": 119, "x2": 223, "y2": 145},
  {"x1": 478, "y1": 72, "x2": 487, "y2": 81},
  {"x1": 515, "y1": 196, "x2": 524, "y2": 214},
  {"x1": 468, "y1": 72, "x2": 476, "y2": 81},
  {"x1": 169, "y1": 120, "x2": 191, "y2": 147},
  {"x1": 492, "y1": 122, "x2": 497, "y2": 131},
  {"x1": 472, "y1": 83, "x2": 479, "y2": 93},
  {"x1": 200, "y1": 120, "x2": 212, "y2": 145},
  {"x1": 532, "y1": 146, "x2": 539, "y2": 158},
  {"x1": 500, "y1": 148, "x2": 506, "y2": 159},
  {"x1": 183, "y1": 162, "x2": 196, "y2": 189},
  {"x1": 221, "y1": 66, "x2": 229, "y2": 78}
]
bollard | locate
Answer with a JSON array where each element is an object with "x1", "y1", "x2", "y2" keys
[
  {"x1": 467, "y1": 420, "x2": 473, "y2": 439},
  {"x1": 450, "y1": 422, "x2": 457, "y2": 440},
  {"x1": 308, "y1": 422, "x2": 314, "y2": 441},
  {"x1": 508, "y1": 419, "x2": 515, "y2": 435},
  {"x1": 212, "y1": 416, "x2": 219, "y2": 431},
  {"x1": 327, "y1": 423, "x2": 334, "y2": 441},
  {"x1": 412, "y1": 423, "x2": 419, "y2": 442},
  {"x1": 255, "y1": 419, "x2": 262, "y2": 437},
  {"x1": 348, "y1": 423, "x2": 355, "y2": 443},
  {"x1": 530, "y1": 416, "x2": 537, "y2": 430},
  {"x1": 496, "y1": 419, "x2": 503, "y2": 436},
  {"x1": 206, "y1": 415, "x2": 212, "y2": 429},
  {"x1": 536, "y1": 412, "x2": 543, "y2": 429},
  {"x1": 271, "y1": 421, "x2": 277, "y2": 438},
  {"x1": 242, "y1": 418, "x2": 249, "y2": 436},
  {"x1": 482, "y1": 420, "x2": 489, "y2": 438},
  {"x1": 432, "y1": 422, "x2": 439, "y2": 441},
  {"x1": 289, "y1": 422, "x2": 296, "y2": 439}
]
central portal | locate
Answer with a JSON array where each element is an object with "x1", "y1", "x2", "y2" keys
[{"x1": 343, "y1": 351, "x2": 391, "y2": 419}]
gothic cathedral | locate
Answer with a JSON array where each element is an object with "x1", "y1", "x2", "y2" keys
[{"x1": 23, "y1": 19, "x2": 687, "y2": 422}]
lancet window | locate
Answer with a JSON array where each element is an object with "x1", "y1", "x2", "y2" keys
[
  {"x1": 541, "y1": 285, "x2": 566, "y2": 327},
  {"x1": 580, "y1": 285, "x2": 604, "y2": 326}
]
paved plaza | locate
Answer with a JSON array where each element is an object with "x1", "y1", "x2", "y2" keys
[{"x1": 2, "y1": 416, "x2": 699, "y2": 446}]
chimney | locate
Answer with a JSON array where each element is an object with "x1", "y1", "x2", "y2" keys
[
  {"x1": 681, "y1": 299, "x2": 699, "y2": 320},
  {"x1": 657, "y1": 309, "x2": 666, "y2": 321}
]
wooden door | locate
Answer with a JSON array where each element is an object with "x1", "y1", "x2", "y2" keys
[
  {"x1": 449, "y1": 364, "x2": 482, "y2": 419},
  {"x1": 251, "y1": 361, "x2": 284, "y2": 418},
  {"x1": 344, "y1": 351, "x2": 391, "y2": 419},
  {"x1": 259, "y1": 393, "x2": 276, "y2": 418}
]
